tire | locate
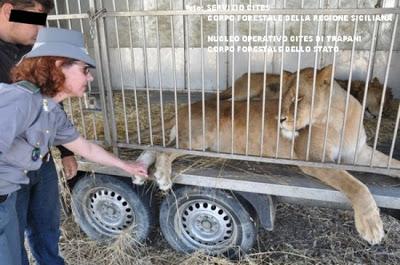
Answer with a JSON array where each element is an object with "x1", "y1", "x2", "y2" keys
[
  {"x1": 71, "y1": 174, "x2": 152, "y2": 243},
  {"x1": 159, "y1": 186, "x2": 257, "y2": 258}
]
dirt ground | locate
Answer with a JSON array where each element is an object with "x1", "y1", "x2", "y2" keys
[{"x1": 64, "y1": 204, "x2": 400, "y2": 264}]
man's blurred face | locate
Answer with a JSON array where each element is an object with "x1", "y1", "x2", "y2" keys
[{"x1": 8, "y1": 2, "x2": 46, "y2": 45}]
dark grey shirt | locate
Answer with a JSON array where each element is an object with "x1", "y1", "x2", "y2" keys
[
  {"x1": 0, "y1": 39, "x2": 31, "y2": 83},
  {"x1": 0, "y1": 82, "x2": 79, "y2": 195}
]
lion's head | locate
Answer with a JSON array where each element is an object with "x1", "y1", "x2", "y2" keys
[
  {"x1": 279, "y1": 65, "x2": 333, "y2": 139},
  {"x1": 352, "y1": 78, "x2": 393, "y2": 118}
]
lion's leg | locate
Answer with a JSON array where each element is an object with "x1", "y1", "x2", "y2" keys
[
  {"x1": 355, "y1": 145, "x2": 400, "y2": 177},
  {"x1": 299, "y1": 166, "x2": 384, "y2": 245},
  {"x1": 153, "y1": 151, "x2": 184, "y2": 191},
  {"x1": 133, "y1": 150, "x2": 157, "y2": 185}
]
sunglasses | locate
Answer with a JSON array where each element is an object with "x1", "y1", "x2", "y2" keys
[{"x1": 74, "y1": 62, "x2": 93, "y2": 75}]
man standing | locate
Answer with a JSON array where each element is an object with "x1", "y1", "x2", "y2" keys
[{"x1": 0, "y1": 1, "x2": 77, "y2": 264}]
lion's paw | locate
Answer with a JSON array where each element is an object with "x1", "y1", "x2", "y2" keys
[
  {"x1": 158, "y1": 181, "x2": 173, "y2": 191},
  {"x1": 354, "y1": 206, "x2": 384, "y2": 245},
  {"x1": 154, "y1": 169, "x2": 173, "y2": 191},
  {"x1": 132, "y1": 176, "x2": 146, "y2": 185}
]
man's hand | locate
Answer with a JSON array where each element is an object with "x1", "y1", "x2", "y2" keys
[{"x1": 62, "y1": 156, "x2": 78, "y2": 180}]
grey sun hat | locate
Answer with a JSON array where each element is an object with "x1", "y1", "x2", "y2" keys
[{"x1": 24, "y1": 27, "x2": 96, "y2": 67}]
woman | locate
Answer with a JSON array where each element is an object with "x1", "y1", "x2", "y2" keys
[{"x1": 0, "y1": 27, "x2": 147, "y2": 265}]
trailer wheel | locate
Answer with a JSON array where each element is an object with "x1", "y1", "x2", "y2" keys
[
  {"x1": 159, "y1": 186, "x2": 257, "y2": 257},
  {"x1": 71, "y1": 174, "x2": 152, "y2": 243}
]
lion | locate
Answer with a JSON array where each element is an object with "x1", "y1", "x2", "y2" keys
[
  {"x1": 212, "y1": 71, "x2": 293, "y2": 102},
  {"x1": 221, "y1": 71, "x2": 393, "y2": 119},
  {"x1": 134, "y1": 65, "x2": 400, "y2": 245},
  {"x1": 336, "y1": 78, "x2": 393, "y2": 118}
]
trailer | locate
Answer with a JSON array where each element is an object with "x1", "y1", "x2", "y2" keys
[{"x1": 50, "y1": 0, "x2": 400, "y2": 257}]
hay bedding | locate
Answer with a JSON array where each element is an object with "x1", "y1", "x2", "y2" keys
[
  {"x1": 363, "y1": 100, "x2": 399, "y2": 147},
  {"x1": 55, "y1": 89, "x2": 400, "y2": 264},
  {"x1": 66, "y1": 90, "x2": 177, "y2": 144}
]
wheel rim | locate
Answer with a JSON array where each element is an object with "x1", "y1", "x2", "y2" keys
[
  {"x1": 84, "y1": 188, "x2": 134, "y2": 236},
  {"x1": 178, "y1": 199, "x2": 237, "y2": 250}
]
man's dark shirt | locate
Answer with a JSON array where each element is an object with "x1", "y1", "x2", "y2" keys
[
  {"x1": 0, "y1": 39, "x2": 31, "y2": 83},
  {"x1": 0, "y1": 38, "x2": 74, "y2": 158}
]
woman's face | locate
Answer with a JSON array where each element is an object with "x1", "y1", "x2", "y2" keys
[{"x1": 61, "y1": 61, "x2": 94, "y2": 97}]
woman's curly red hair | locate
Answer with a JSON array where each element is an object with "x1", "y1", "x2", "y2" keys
[{"x1": 10, "y1": 56, "x2": 74, "y2": 97}]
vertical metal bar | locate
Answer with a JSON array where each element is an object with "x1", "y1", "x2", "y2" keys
[
  {"x1": 182, "y1": 0, "x2": 187, "y2": 91},
  {"x1": 53, "y1": 0, "x2": 61, "y2": 28},
  {"x1": 319, "y1": 0, "x2": 327, "y2": 67},
  {"x1": 275, "y1": 0, "x2": 286, "y2": 158},
  {"x1": 86, "y1": 0, "x2": 99, "y2": 142},
  {"x1": 64, "y1": 0, "x2": 71, "y2": 28},
  {"x1": 112, "y1": 0, "x2": 129, "y2": 144},
  {"x1": 170, "y1": 0, "x2": 179, "y2": 149},
  {"x1": 64, "y1": 1, "x2": 74, "y2": 125},
  {"x1": 89, "y1": 0, "x2": 113, "y2": 149},
  {"x1": 141, "y1": 0, "x2": 153, "y2": 145},
  {"x1": 259, "y1": 3, "x2": 269, "y2": 157},
  {"x1": 100, "y1": 4, "x2": 120, "y2": 146},
  {"x1": 230, "y1": 0, "x2": 236, "y2": 154},
  {"x1": 271, "y1": 0, "x2": 277, "y2": 72},
  {"x1": 72, "y1": 0, "x2": 88, "y2": 139},
  {"x1": 200, "y1": 0, "x2": 206, "y2": 151},
  {"x1": 353, "y1": 19, "x2": 379, "y2": 165},
  {"x1": 290, "y1": 0, "x2": 304, "y2": 159},
  {"x1": 76, "y1": 99, "x2": 87, "y2": 138},
  {"x1": 389, "y1": 104, "x2": 400, "y2": 168},
  {"x1": 85, "y1": 23, "x2": 99, "y2": 142},
  {"x1": 216, "y1": 0, "x2": 220, "y2": 152},
  {"x1": 387, "y1": 10, "x2": 400, "y2": 168},
  {"x1": 368, "y1": 0, "x2": 382, "y2": 82},
  {"x1": 305, "y1": 0, "x2": 323, "y2": 161},
  {"x1": 321, "y1": 21, "x2": 339, "y2": 162},
  {"x1": 84, "y1": 97, "x2": 98, "y2": 141},
  {"x1": 225, "y1": 2, "x2": 230, "y2": 95},
  {"x1": 245, "y1": 3, "x2": 252, "y2": 156},
  {"x1": 126, "y1": 0, "x2": 141, "y2": 145},
  {"x1": 337, "y1": 19, "x2": 359, "y2": 164},
  {"x1": 371, "y1": 12, "x2": 398, "y2": 166},
  {"x1": 155, "y1": 0, "x2": 166, "y2": 147},
  {"x1": 184, "y1": 12, "x2": 192, "y2": 150}
]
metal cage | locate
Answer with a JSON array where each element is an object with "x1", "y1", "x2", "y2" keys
[{"x1": 49, "y1": 0, "x2": 400, "y2": 178}]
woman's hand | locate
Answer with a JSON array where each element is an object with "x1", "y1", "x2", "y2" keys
[
  {"x1": 64, "y1": 137, "x2": 149, "y2": 178},
  {"x1": 121, "y1": 161, "x2": 148, "y2": 177}
]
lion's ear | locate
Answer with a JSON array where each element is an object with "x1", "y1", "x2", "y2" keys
[{"x1": 318, "y1": 65, "x2": 333, "y2": 86}]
